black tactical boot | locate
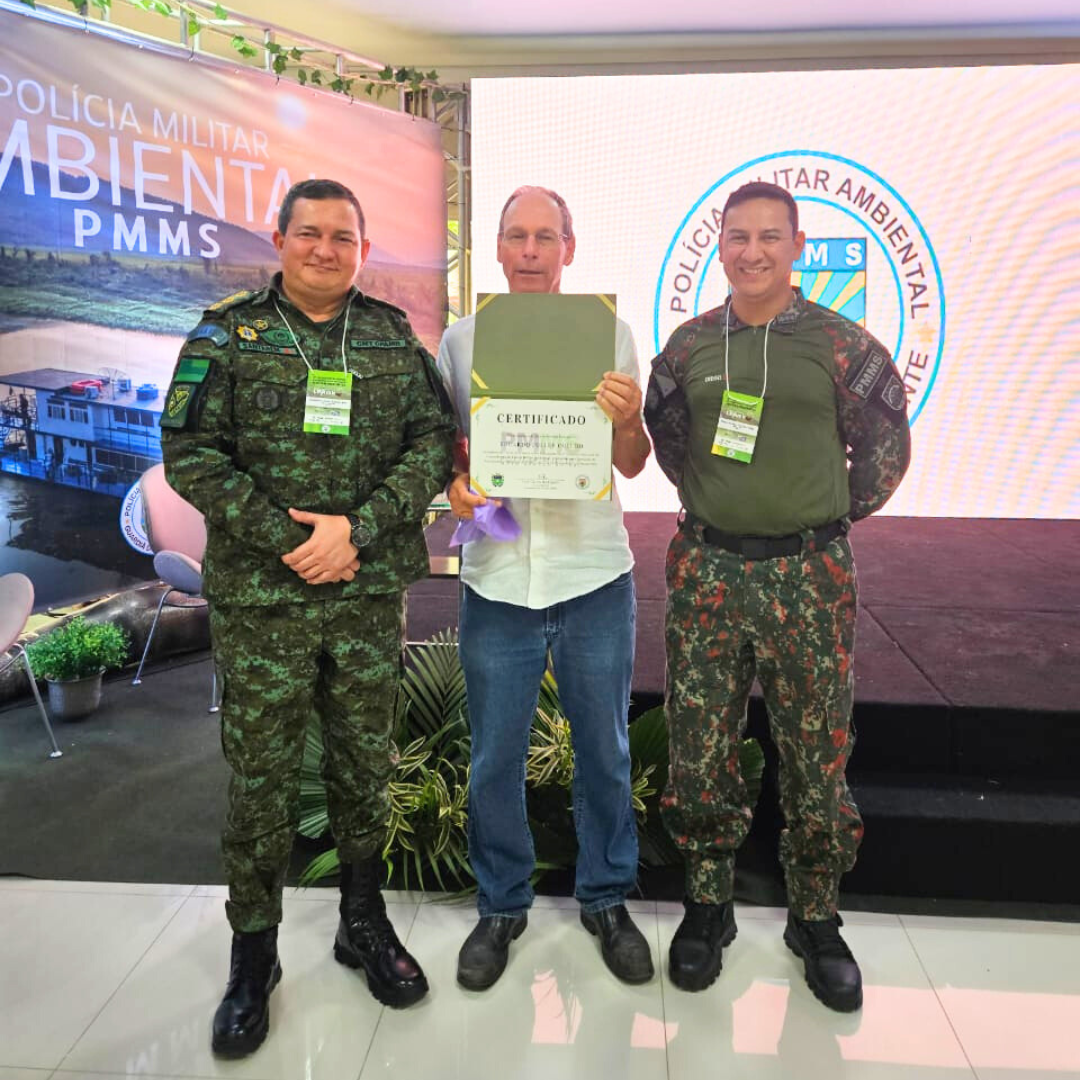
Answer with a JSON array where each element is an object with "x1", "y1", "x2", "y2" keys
[
  {"x1": 581, "y1": 904, "x2": 655, "y2": 984},
  {"x1": 211, "y1": 926, "x2": 281, "y2": 1058},
  {"x1": 457, "y1": 913, "x2": 528, "y2": 991},
  {"x1": 668, "y1": 899, "x2": 737, "y2": 992},
  {"x1": 784, "y1": 912, "x2": 863, "y2": 1012},
  {"x1": 334, "y1": 858, "x2": 429, "y2": 1008}
]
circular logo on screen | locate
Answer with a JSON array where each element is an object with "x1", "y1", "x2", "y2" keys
[
  {"x1": 654, "y1": 151, "x2": 945, "y2": 424},
  {"x1": 119, "y1": 480, "x2": 153, "y2": 555}
]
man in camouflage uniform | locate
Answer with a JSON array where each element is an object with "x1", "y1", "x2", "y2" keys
[
  {"x1": 160, "y1": 179, "x2": 455, "y2": 1056},
  {"x1": 644, "y1": 181, "x2": 910, "y2": 1012}
]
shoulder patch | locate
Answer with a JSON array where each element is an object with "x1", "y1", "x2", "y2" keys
[
  {"x1": 160, "y1": 355, "x2": 213, "y2": 430},
  {"x1": 847, "y1": 346, "x2": 889, "y2": 399},
  {"x1": 185, "y1": 321, "x2": 230, "y2": 347},
  {"x1": 880, "y1": 374, "x2": 906, "y2": 412},
  {"x1": 175, "y1": 357, "x2": 211, "y2": 384},
  {"x1": 160, "y1": 383, "x2": 194, "y2": 429}
]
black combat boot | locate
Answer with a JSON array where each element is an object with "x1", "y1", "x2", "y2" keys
[
  {"x1": 784, "y1": 912, "x2": 863, "y2": 1012},
  {"x1": 581, "y1": 904, "x2": 655, "y2": 984},
  {"x1": 334, "y1": 858, "x2": 429, "y2": 1008},
  {"x1": 668, "y1": 899, "x2": 737, "y2": 992},
  {"x1": 211, "y1": 926, "x2": 281, "y2": 1058},
  {"x1": 457, "y1": 913, "x2": 528, "y2": 990}
]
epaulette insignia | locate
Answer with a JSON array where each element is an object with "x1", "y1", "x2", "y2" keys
[{"x1": 207, "y1": 290, "x2": 255, "y2": 313}]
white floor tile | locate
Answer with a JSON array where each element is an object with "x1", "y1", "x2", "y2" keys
[
  {"x1": 0, "y1": 890, "x2": 186, "y2": 1070},
  {"x1": 902, "y1": 915, "x2": 1080, "y2": 1077},
  {"x1": 528, "y1": 893, "x2": 593, "y2": 911},
  {"x1": 0, "y1": 879, "x2": 195, "y2": 897},
  {"x1": 192, "y1": 884, "x2": 424, "y2": 906},
  {"x1": 734, "y1": 902, "x2": 790, "y2": 921},
  {"x1": 14, "y1": 877, "x2": 1078, "y2": 1080},
  {"x1": 54, "y1": 1075, "x2": 271, "y2": 1080},
  {"x1": 60, "y1": 894, "x2": 416, "y2": 1079},
  {"x1": 360, "y1": 903, "x2": 668, "y2": 1080},
  {"x1": 655, "y1": 899, "x2": 684, "y2": 918},
  {"x1": 658, "y1": 908, "x2": 975, "y2": 1080},
  {"x1": 52, "y1": 1074, "x2": 180, "y2": 1080},
  {"x1": 524, "y1": 893, "x2": 656, "y2": 915},
  {"x1": 189, "y1": 884, "x2": 228, "y2": 899},
  {"x1": 656, "y1": 901, "x2": 903, "y2": 928}
]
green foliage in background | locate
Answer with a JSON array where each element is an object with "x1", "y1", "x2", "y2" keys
[
  {"x1": 17, "y1": 0, "x2": 459, "y2": 103},
  {"x1": 297, "y1": 632, "x2": 765, "y2": 893}
]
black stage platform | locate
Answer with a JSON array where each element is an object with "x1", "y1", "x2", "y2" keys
[
  {"x1": 409, "y1": 514, "x2": 1080, "y2": 907},
  {"x1": 3, "y1": 514, "x2": 1076, "y2": 912}
]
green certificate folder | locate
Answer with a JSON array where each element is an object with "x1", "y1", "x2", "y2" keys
[
  {"x1": 469, "y1": 293, "x2": 617, "y2": 501},
  {"x1": 471, "y1": 293, "x2": 617, "y2": 400}
]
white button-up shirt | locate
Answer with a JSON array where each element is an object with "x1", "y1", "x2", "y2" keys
[{"x1": 436, "y1": 313, "x2": 638, "y2": 610}]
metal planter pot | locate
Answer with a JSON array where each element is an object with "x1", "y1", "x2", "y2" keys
[{"x1": 46, "y1": 669, "x2": 105, "y2": 721}]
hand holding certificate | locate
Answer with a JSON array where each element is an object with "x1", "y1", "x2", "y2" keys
[{"x1": 470, "y1": 292, "x2": 617, "y2": 500}]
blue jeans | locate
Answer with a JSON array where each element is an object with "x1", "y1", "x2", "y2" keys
[{"x1": 459, "y1": 572, "x2": 639, "y2": 917}]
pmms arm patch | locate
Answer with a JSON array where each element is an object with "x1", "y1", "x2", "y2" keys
[{"x1": 160, "y1": 355, "x2": 212, "y2": 430}]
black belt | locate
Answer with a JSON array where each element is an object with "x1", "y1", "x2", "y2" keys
[{"x1": 687, "y1": 516, "x2": 846, "y2": 559}]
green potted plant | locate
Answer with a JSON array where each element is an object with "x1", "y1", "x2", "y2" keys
[{"x1": 27, "y1": 616, "x2": 130, "y2": 721}]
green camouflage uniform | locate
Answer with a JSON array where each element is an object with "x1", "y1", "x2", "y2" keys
[
  {"x1": 644, "y1": 289, "x2": 910, "y2": 920},
  {"x1": 160, "y1": 275, "x2": 455, "y2": 932}
]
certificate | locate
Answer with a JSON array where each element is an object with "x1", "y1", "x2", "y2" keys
[
  {"x1": 469, "y1": 292, "x2": 617, "y2": 501},
  {"x1": 469, "y1": 397, "x2": 613, "y2": 500}
]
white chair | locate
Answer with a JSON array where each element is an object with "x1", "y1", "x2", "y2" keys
[
  {"x1": 0, "y1": 573, "x2": 63, "y2": 759},
  {"x1": 131, "y1": 464, "x2": 219, "y2": 713}
]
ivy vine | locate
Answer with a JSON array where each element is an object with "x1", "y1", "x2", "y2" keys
[{"x1": 16, "y1": 0, "x2": 458, "y2": 102}]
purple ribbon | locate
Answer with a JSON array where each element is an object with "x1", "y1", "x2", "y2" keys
[{"x1": 449, "y1": 499, "x2": 521, "y2": 546}]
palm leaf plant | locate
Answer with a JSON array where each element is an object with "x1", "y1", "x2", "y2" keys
[
  {"x1": 382, "y1": 731, "x2": 470, "y2": 891},
  {"x1": 523, "y1": 707, "x2": 581, "y2": 871},
  {"x1": 298, "y1": 631, "x2": 765, "y2": 890},
  {"x1": 299, "y1": 631, "x2": 473, "y2": 889},
  {"x1": 523, "y1": 706, "x2": 659, "y2": 866}
]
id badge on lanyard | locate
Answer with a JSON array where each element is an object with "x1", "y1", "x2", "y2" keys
[
  {"x1": 712, "y1": 389, "x2": 763, "y2": 464},
  {"x1": 709, "y1": 305, "x2": 772, "y2": 465},
  {"x1": 303, "y1": 369, "x2": 353, "y2": 435},
  {"x1": 273, "y1": 295, "x2": 353, "y2": 435}
]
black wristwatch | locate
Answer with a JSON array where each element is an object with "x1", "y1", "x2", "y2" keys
[{"x1": 345, "y1": 513, "x2": 373, "y2": 550}]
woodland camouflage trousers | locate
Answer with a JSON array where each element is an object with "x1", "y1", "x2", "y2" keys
[
  {"x1": 210, "y1": 594, "x2": 404, "y2": 932},
  {"x1": 661, "y1": 520, "x2": 863, "y2": 920}
]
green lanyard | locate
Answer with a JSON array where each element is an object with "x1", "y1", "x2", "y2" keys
[
  {"x1": 711, "y1": 302, "x2": 771, "y2": 465},
  {"x1": 273, "y1": 298, "x2": 354, "y2": 436}
]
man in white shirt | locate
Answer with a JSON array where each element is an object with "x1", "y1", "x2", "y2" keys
[{"x1": 437, "y1": 186, "x2": 654, "y2": 989}]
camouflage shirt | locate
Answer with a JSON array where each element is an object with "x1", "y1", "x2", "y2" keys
[
  {"x1": 160, "y1": 276, "x2": 455, "y2": 605},
  {"x1": 644, "y1": 289, "x2": 911, "y2": 533}
]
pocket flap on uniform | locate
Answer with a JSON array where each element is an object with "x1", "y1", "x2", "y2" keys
[
  {"x1": 234, "y1": 356, "x2": 308, "y2": 386},
  {"x1": 348, "y1": 350, "x2": 415, "y2": 379}
]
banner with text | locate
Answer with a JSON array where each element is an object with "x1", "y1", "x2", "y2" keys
[{"x1": 0, "y1": 10, "x2": 446, "y2": 605}]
